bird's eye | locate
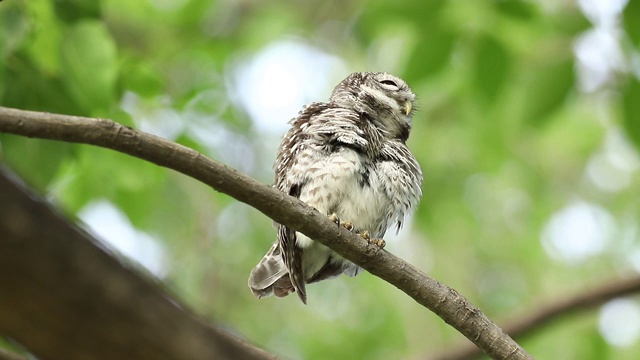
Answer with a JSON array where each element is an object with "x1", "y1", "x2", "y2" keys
[{"x1": 380, "y1": 80, "x2": 398, "y2": 88}]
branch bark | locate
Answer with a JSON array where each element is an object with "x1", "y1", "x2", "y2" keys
[
  {"x1": 0, "y1": 167, "x2": 277, "y2": 360},
  {"x1": 0, "y1": 348, "x2": 28, "y2": 360},
  {"x1": 434, "y1": 276, "x2": 640, "y2": 360},
  {"x1": 0, "y1": 106, "x2": 532, "y2": 360}
]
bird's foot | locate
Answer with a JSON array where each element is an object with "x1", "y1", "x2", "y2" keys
[
  {"x1": 358, "y1": 230, "x2": 386, "y2": 249},
  {"x1": 328, "y1": 213, "x2": 354, "y2": 232},
  {"x1": 328, "y1": 213, "x2": 340, "y2": 225},
  {"x1": 329, "y1": 214, "x2": 383, "y2": 247}
]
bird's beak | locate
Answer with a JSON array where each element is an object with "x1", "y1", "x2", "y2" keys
[{"x1": 404, "y1": 101, "x2": 413, "y2": 116}]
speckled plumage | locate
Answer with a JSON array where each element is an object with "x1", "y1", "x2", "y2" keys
[{"x1": 248, "y1": 72, "x2": 423, "y2": 304}]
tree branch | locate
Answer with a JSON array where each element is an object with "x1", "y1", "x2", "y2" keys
[
  {"x1": 0, "y1": 348, "x2": 28, "y2": 360},
  {"x1": 434, "y1": 276, "x2": 640, "y2": 360},
  {"x1": 0, "y1": 106, "x2": 532, "y2": 360},
  {"x1": 0, "y1": 168, "x2": 277, "y2": 360}
]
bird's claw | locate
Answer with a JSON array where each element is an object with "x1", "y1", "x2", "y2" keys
[
  {"x1": 358, "y1": 231, "x2": 386, "y2": 249},
  {"x1": 329, "y1": 214, "x2": 384, "y2": 248},
  {"x1": 341, "y1": 221, "x2": 354, "y2": 232},
  {"x1": 328, "y1": 213, "x2": 354, "y2": 231},
  {"x1": 370, "y1": 238, "x2": 386, "y2": 248}
]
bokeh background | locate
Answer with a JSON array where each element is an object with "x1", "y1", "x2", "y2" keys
[{"x1": 2, "y1": 0, "x2": 640, "y2": 359}]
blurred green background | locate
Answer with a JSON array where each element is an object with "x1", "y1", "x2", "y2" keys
[{"x1": 2, "y1": 0, "x2": 640, "y2": 359}]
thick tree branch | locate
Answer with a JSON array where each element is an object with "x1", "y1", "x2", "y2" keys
[
  {"x1": 0, "y1": 348, "x2": 28, "y2": 360},
  {"x1": 434, "y1": 276, "x2": 640, "y2": 360},
  {"x1": 0, "y1": 168, "x2": 277, "y2": 360},
  {"x1": 0, "y1": 106, "x2": 532, "y2": 360}
]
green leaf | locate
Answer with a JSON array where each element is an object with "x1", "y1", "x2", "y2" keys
[
  {"x1": 622, "y1": 77, "x2": 640, "y2": 150},
  {"x1": 523, "y1": 59, "x2": 574, "y2": 125},
  {"x1": 2, "y1": 59, "x2": 83, "y2": 115},
  {"x1": 356, "y1": 0, "x2": 447, "y2": 42},
  {"x1": 0, "y1": 1, "x2": 31, "y2": 58},
  {"x1": 60, "y1": 20, "x2": 118, "y2": 113},
  {"x1": 473, "y1": 35, "x2": 511, "y2": 105},
  {"x1": 358, "y1": 1, "x2": 451, "y2": 79},
  {"x1": 53, "y1": 146, "x2": 167, "y2": 224},
  {"x1": 405, "y1": 29, "x2": 455, "y2": 79},
  {"x1": 25, "y1": 0, "x2": 63, "y2": 75},
  {"x1": 495, "y1": 0, "x2": 537, "y2": 20},
  {"x1": 0, "y1": 3, "x2": 29, "y2": 99},
  {"x1": 119, "y1": 57, "x2": 164, "y2": 98},
  {"x1": 554, "y1": 9, "x2": 591, "y2": 36},
  {"x1": 53, "y1": 0, "x2": 101, "y2": 23},
  {"x1": 623, "y1": 0, "x2": 640, "y2": 47},
  {"x1": 0, "y1": 136, "x2": 76, "y2": 190}
]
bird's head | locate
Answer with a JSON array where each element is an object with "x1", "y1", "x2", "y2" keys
[{"x1": 330, "y1": 72, "x2": 416, "y2": 141}]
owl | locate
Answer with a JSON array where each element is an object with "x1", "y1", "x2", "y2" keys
[{"x1": 248, "y1": 72, "x2": 423, "y2": 304}]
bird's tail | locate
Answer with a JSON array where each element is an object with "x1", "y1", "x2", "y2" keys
[{"x1": 248, "y1": 243, "x2": 295, "y2": 299}]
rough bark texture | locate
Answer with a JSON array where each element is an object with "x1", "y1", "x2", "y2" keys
[
  {"x1": 0, "y1": 169, "x2": 277, "y2": 360},
  {"x1": 0, "y1": 106, "x2": 532, "y2": 360}
]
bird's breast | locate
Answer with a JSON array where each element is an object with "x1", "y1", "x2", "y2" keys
[{"x1": 296, "y1": 147, "x2": 391, "y2": 239}]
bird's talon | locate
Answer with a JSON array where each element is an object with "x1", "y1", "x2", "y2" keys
[
  {"x1": 328, "y1": 213, "x2": 340, "y2": 226},
  {"x1": 357, "y1": 231, "x2": 385, "y2": 248},
  {"x1": 341, "y1": 221, "x2": 354, "y2": 231},
  {"x1": 371, "y1": 238, "x2": 386, "y2": 249}
]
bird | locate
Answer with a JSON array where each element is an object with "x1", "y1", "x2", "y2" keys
[{"x1": 248, "y1": 72, "x2": 423, "y2": 304}]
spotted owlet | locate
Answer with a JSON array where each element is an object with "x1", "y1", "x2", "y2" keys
[{"x1": 248, "y1": 72, "x2": 423, "y2": 304}]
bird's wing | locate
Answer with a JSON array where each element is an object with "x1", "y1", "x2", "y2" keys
[
  {"x1": 278, "y1": 221, "x2": 306, "y2": 303},
  {"x1": 273, "y1": 103, "x2": 364, "y2": 304}
]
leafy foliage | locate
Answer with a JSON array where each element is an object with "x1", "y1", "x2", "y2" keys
[{"x1": 1, "y1": 0, "x2": 640, "y2": 359}]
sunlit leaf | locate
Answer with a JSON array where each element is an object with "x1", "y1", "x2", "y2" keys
[
  {"x1": 119, "y1": 57, "x2": 165, "y2": 98},
  {"x1": 24, "y1": 0, "x2": 63, "y2": 75},
  {"x1": 623, "y1": 0, "x2": 640, "y2": 47},
  {"x1": 553, "y1": 8, "x2": 591, "y2": 36},
  {"x1": 60, "y1": 21, "x2": 118, "y2": 113},
  {"x1": 523, "y1": 59, "x2": 574, "y2": 125},
  {"x1": 622, "y1": 77, "x2": 640, "y2": 150}
]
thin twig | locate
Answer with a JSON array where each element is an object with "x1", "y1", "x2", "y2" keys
[{"x1": 434, "y1": 276, "x2": 640, "y2": 360}]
